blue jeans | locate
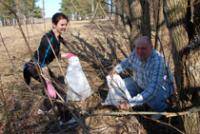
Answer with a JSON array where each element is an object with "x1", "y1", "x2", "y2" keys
[{"x1": 123, "y1": 77, "x2": 172, "y2": 112}]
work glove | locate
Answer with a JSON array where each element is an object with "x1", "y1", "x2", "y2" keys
[
  {"x1": 61, "y1": 53, "x2": 76, "y2": 59},
  {"x1": 45, "y1": 80, "x2": 57, "y2": 99}
]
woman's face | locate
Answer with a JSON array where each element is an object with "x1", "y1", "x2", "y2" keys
[{"x1": 53, "y1": 19, "x2": 68, "y2": 35}]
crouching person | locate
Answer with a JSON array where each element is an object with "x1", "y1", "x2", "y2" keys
[
  {"x1": 104, "y1": 36, "x2": 174, "y2": 119},
  {"x1": 23, "y1": 12, "x2": 75, "y2": 125}
]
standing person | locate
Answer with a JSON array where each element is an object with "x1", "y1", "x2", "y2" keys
[
  {"x1": 107, "y1": 36, "x2": 174, "y2": 119},
  {"x1": 23, "y1": 12, "x2": 75, "y2": 124}
]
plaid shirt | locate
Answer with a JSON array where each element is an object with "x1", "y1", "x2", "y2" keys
[{"x1": 115, "y1": 49, "x2": 173, "y2": 105}]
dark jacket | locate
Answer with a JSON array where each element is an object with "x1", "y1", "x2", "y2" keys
[
  {"x1": 33, "y1": 30, "x2": 64, "y2": 67},
  {"x1": 23, "y1": 30, "x2": 65, "y2": 85}
]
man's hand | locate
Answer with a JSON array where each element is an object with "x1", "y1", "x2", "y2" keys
[
  {"x1": 109, "y1": 68, "x2": 117, "y2": 77},
  {"x1": 118, "y1": 102, "x2": 130, "y2": 110}
]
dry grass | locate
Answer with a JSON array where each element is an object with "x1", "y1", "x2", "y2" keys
[
  {"x1": 0, "y1": 19, "x2": 189, "y2": 133},
  {"x1": 0, "y1": 20, "x2": 147, "y2": 133}
]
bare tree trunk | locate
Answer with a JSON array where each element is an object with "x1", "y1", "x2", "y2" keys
[
  {"x1": 91, "y1": 0, "x2": 95, "y2": 13},
  {"x1": 139, "y1": 0, "x2": 151, "y2": 39},
  {"x1": 123, "y1": 0, "x2": 142, "y2": 50},
  {"x1": 163, "y1": 0, "x2": 188, "y2": 94},
  {"x1": 122, "y1": 0, "x2": 151, "y2": 49},
  {"x1": 193, "y1": 0, "x2": 200, "y2": 34},
  {"x1": 152, "y1": 0, "x2": 162, "y2": 49},
  {"x1": 163, "y1": 0, "x2": 200, "y2": 133},
  {"x1": 42, "y1": 0, "x2": 46, "y2": 32},
  {"x1": 114, "y1": 0, "x2": 120, "y2": 26}
]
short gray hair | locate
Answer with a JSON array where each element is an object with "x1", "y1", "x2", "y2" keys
[{"x1": 134, "y1": 36, "x2": 152, "y2": 47}]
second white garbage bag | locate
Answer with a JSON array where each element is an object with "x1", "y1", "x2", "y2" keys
[
  {"x1": 65, "y1": 53, "x2": 92, "y2": 101},
  {"x1": 103, "y1": 74, "x2": 132, "y2": 106}
]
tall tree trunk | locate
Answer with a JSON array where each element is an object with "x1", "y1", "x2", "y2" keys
[
  {"x1": 193, "y1": 0, "x2": 200, "y2": 34},
  {"x1": 122, "y1": 0, "x2": 151, "y2": 49},
  {"x1": 91, "y1": 0, "x2": 95, "y2": 13},
  {"x1": 114, "y1": 0, "x2": 120, "y2": 26},
  {"x1": 123, "y1": 0, "x2": 142, "y2": 50},
  {"x1": 152, "y1": 0, "x2": 162, "y2": 49},
  {"x1": 163, "y1": 0, "x2": 200, "y2": 133},
  {"x1": 163, "y1": 0, "x2": 188, "y2": 97},
  {"x1": 139, "y1": 0, "x2": 151, "y2": 39}
]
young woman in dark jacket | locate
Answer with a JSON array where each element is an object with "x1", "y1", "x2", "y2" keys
[{"x1": 23, "y1": 12, "x2": 74, "y2": 124}]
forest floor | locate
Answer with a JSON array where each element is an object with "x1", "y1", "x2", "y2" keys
[{"x1": 0, "y1": 20, "x2": 183, "y2": 133}]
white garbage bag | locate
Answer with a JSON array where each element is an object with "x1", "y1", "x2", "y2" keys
[
  {"x1": 65, "y1": 55, "x2": 92, "y2": 101},
  {"x1": 103, "y1": 74, "x2": 132, "y2": 106}
]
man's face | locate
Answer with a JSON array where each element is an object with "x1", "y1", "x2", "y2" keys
[{"x1": 135, "y1": 43, "x2": 152, "y2": 61}]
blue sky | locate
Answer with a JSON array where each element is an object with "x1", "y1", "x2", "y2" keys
[{"x1": 36, "y1": 0, "x2": 61, "y2": 18}]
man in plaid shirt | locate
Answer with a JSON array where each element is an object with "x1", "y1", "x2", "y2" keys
[{"x1": 110, "y1": 36, "x2": 174, "y2": 113}]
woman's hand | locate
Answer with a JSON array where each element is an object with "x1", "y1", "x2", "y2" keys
[
  {"x1": 44, "y1": 79, "x2": 57, "y2": 99},
  {"x1": 61, "y1": 52, "x2": 76, "y2": 59},
  {"x1": 61, "y1": 52, "x2": 68, "y2": 58},
  {"x1": 46, "y1": 83, "x2": 57, "y2": 98}
]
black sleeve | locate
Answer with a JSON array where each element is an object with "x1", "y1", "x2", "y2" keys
[{"x1": 34, "y1": 35, "x2": 49, "y2": 65}]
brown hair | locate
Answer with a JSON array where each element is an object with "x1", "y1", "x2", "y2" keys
[{"x1": 52, "y1": 12, "x2": 69, "y2": 25}]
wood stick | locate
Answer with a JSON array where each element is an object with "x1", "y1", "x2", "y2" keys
[
  {"x1": 82, "y1": 107, "x2": 200, "y2": 118},
  {"x1": 0, "y1": 32, "x2": 16, "y2": 70}
]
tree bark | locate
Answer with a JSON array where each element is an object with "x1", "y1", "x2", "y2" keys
[
  {"x1": 139, "y1": 0, "x2": 151, "y2": 39},
  {"x1": 163, "y1": 0, "x2": 188, "y2": 95},
  {"x1": 163, "y1": 0, "x2": 200, "y2": 133},
  {"x1": 114, "y1": 0, "x2": 120, "y2": 26},
  {"x1": 123, "y1": 0, "x2": 142, "y2": 50}
]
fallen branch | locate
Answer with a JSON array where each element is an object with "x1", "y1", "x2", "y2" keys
[{"x1": 82, "y1": 107, "x2": 200, "y2": 118}]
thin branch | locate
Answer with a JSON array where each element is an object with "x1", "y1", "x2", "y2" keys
[
  {"x1": 0, "y1": 75, "x2": 7, "y2": 112},
  {"x1": 0, "y1": 32, "x2": 16, "y2": 70},
  {"x1": 0, "y1": 0, "x2": 33, "y2": 55},
  {"x1": 143, "y1": 115, "x2": 185, "y2": 134},
  {"x1": 154, "y1": 0, "x2": 161, "y2": 49}
]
